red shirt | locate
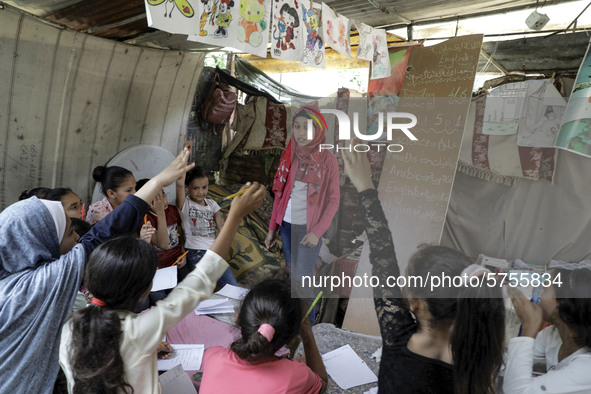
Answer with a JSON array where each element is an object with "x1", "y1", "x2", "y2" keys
[{"x1": 141, "y1": 205, "x2": 183, "y2": 269}]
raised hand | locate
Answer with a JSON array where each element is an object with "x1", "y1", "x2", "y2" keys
[{"x1": 341, "y1": 147, "x2": 374, "y2": 192}]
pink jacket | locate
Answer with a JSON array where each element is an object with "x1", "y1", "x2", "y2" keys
[{"x1": 269, "y1": 153, "x2": 340, "y2": 238}]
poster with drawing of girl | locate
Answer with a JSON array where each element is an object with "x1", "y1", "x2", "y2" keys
[
  {"x1": 271, "y1": 0, "x2": 303, "y2": 61},
  {"x1": 322, "y1": 3, "x2": 351, "y2": 58},
  {"x1": 300, "y1": 2, "x2": 324, "y2": 68}
]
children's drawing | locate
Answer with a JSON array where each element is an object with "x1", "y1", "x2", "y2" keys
[
  {"x1": 235, "y1": 0, "x2": 271, "y2": 57},
  {"x1": 271, "y1": 0, "x2": 303, "y2": 61},
  {"x1": 322, "y1": 3, "x2": 351, "y2": 58},
  {"x1": 517, "y1": 80, "x2": 567, "y2": 148},
  {"x1": 370, "y1": 29, "x2": 390, "y2": 79},
  {"x1": 355, "y1": 22, "x2": 373, "y2": 61},
  {"x1": 187, "y1": 0, "x2": 240, "y2": 47},
  {"x1": 145, "y1": 0, "x2": 198, "y2": 35},
  {"x1": 555, "y1": 40, "x2": 591, "y2": 157},
  {"x1": 199, "y1": 0, "x2": 218, "y2": 36},
  {"x1": 215, "y1": 0, "x2": 235, "y2": 37},
  {"x1": 300, "y1": 3, "x2": 324, "y2": 68},
  {"x1": 483, "y1": 81, "x2": 528, "y2": 135}
]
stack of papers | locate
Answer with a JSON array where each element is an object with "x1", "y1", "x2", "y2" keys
[
  {"x1": 151, "y1": 266, "x2": 178, "y2": 292},
  {"x1": 215, "y1": 284, "x2": 250, "y2": 300},
  {"x1": 322, "y1": 344, "x2": 378, "y2": 390},
  {"x1": 157, "y1": 344, "x2": 205, "y2": 371},
  {"x1": 194, "y1": 298, "x2": 234, "y2": 315},
  {"x1": 159, "y1": 364, "x2": 197, "y2": 394}
]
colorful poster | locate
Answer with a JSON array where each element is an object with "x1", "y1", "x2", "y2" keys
[
  {"x1": 555, "y1": 39, "x2": 591, "y2": 157},
  {"x1": 188, "y1": 0, "x2": 239, "y2": 44},
  {"x1": 517, "y1": 80, "x2": 567, "y2": 148},
  {"x1": 300, "y1": 2, "x2": 325, "y2": 68},
  {"x1": 322, "y1": 3, "x2": 351, "y2": 58},
  {"x1": 270, "y1": 0, "x2": 303, "y2": 61},
  {"x1": 189, "y1": 0, "x2": 271, "y2": 57},
  {"x1": 363, "y1": 45, "x2": 415, "y2": 175},
  {"x1": 145, "y1": 0, "x2": 199, "y2": 35}
]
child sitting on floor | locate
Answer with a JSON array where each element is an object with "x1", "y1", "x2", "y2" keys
[
  {"x1": 176, "y1": 166, "x2": 238, "y2": 287},
  {"x1": 200, "y1": 278, "x2": 328, "y2": 394}
]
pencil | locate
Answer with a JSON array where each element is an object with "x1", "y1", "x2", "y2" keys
[
  {"x1": 143, "y1": 214, "x2": 147, "y2": 224},
  {"x1": 223, "y1": 188, "x2": 248, "y2": 200},
  {"x1": 172, "y1": 250, "x2": 188, "y2": 266},
  {"x1": 302, "y1": 291, "x2": 323, "y2": 323}
]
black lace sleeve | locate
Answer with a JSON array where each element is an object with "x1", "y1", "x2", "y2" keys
[{"x1": 358, "y1": 189, "x2": 416, "y2": 347}]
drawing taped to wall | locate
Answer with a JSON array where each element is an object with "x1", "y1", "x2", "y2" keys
[{"x1": 145, "y1": 0, "x2": 198, "y2": 35}]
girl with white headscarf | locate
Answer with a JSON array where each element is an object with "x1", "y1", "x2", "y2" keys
[{"x1": 0, "y1": 148, "x2": 195, "y2": 394}]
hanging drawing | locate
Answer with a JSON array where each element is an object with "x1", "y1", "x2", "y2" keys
[
  {"x1": 300, "y1": 2, "x2": 324, "y2": 68},
  {"x1": 356, "y1": 22, "x2": 373, "y2": 61},
  {"x1": 270, "y1": 0, "x2": 303, "y2": 61},
  {"x1": 188, "y1": 0, "x2": 270, "y2": 57},
  {"x1": 188, "y1": 0, "x2": 239, "y2": 47},
  {"x1": 145, "y1": 0, "x2": 198, "y2": 35},
  {"x1": 555, "y1": 40, "x2": 591, "y2": 158},
  {"x1": 482, "y1": 81, "x2": 528, "y2": 135},
  {"x1": 322, "y1": 3, "x2": 351, "y2": 58},
  {"x1": 517, "y1": 80, "x2": 567, "y2": 148},
  {"x1": 369, "y1": 28, "x2": 390, "y2": 79},
  {"x1": 236, "y1": 0, "x2": 271, "y2": 57}
]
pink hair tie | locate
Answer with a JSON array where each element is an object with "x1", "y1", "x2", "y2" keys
[
  {"x1": 257, "y1": 323, "x2": 275, "y2": 342},
  {"x1": 91, "y1": 298, "x2": 107, "y2": 307}
]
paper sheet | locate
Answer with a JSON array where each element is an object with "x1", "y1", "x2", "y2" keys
[
  {"x1": 157, "y1": 344, "x2": 205, "y2": 371},
  {"x1": 215, "y1": 284, "x2": 250, "y2": 300},
  {"x1": 322, "y1": 344, "x2": 378, "y2": 389},
  {"x1": 159, "y1": 364, "x2": 197, "y2": 394},
  {"x1": 194, "y1": 298, "x2": 235, "y2": 315},
  {"x1": 151, "y1": 266, "x2": 178, "y2": 292}
]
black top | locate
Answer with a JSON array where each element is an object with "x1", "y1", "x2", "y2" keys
[{"x1": 359, "y1": 189, "x2": 454, "y2": 394}]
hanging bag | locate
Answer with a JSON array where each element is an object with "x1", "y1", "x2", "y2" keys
[{"x1": 200, "y1": 73, "x2": 238, "y2": 134}]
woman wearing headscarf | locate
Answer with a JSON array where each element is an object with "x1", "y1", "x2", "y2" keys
[
  {"x1": 0, "y1": 148, "x2": 194, "y2": 394},
  {"x1": 265, "y1": 105, "x2": 340, "y2": 322}
]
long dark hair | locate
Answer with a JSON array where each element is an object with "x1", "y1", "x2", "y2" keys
[
  {"x1": 231, "y1": 279, "x2": 302, "y2": 363},
  {"x1": 92, "y1": 165, "x2": 133, "y2": 196},
  {"x1": 45, "y1": 187, "x2": 73, "y2": 201},
  {"x1": 554, "y1": 267, "x2": 591, "y2": 349},
  {"x1": 69, "y1": 236, "x2": 157, "y2": 394},
  {"x1": 406, "y1": 245, "x2": 505, "y2": 394}
]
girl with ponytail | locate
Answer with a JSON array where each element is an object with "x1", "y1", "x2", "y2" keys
[
  {"x1": 200, "y1": 279, "x2": 328, "y2": 393},
  {"x1": 59, "y1": 181, "x2": 266, "y2": 394},
  {"x1": 342, "y1": 148, "x2": 505, "y2": 394}
]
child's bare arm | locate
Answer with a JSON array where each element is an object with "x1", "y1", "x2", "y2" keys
[
  {"x1": 300, "y1": 313, "x2": 328, "y2": 393},
  {"x1": 209, "y1": 183, "x2": 265, "y2": 260},
  {"x1": 214, "y1": 210, "x2": 225, "y2": 231},
  {"x1": 151, "y1": 193, "x2": 170, "y2": 250},
  {"x1": 176, "y1": 173, "x2": 186, "y2": 210}
]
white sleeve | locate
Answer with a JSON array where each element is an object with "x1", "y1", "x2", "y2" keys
[
  {"x1": 503, "y1": 334, "x2": 591, "y2": 393},
  {"x1": 124, "y1": 250, "x2": 229, "y2": 351},
  {"x1": 503, "y1": 337, "x2": 536, "y2": 394}
]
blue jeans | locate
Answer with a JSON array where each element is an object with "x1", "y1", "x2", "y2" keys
[
  {"x1": 187, "y1": 248, "x2": 238, "y2": 287},
  {"x1": 280, "y1": 221, "x2": 322, "y2": 323}
]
